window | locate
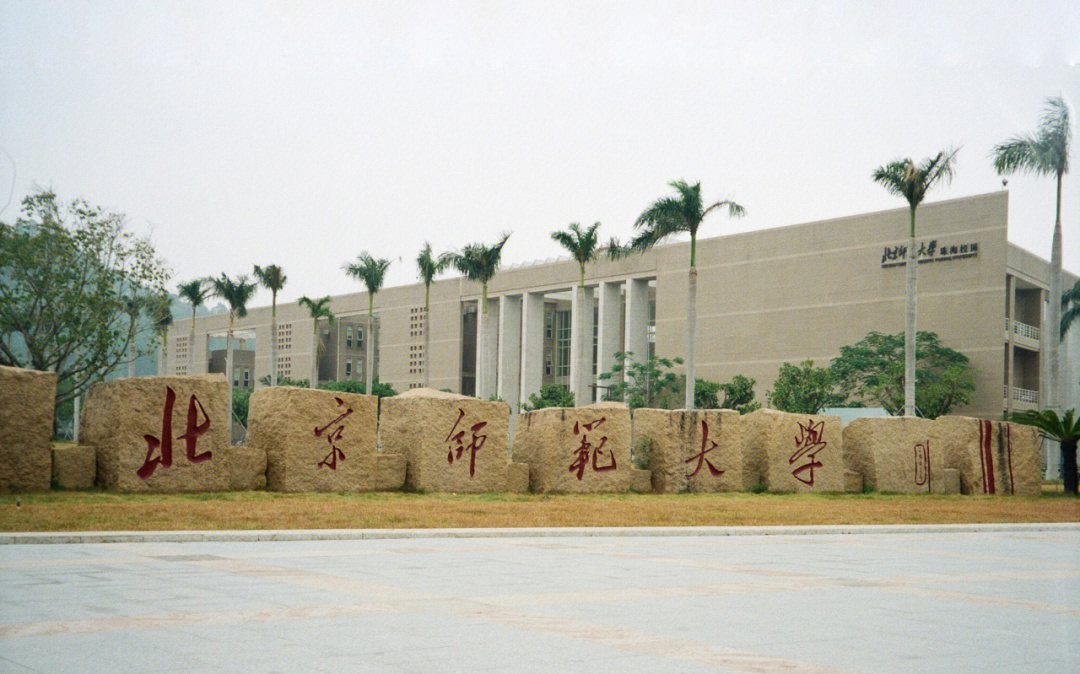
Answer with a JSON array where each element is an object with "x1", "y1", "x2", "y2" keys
[
  {"x1": 555, "y1": 310, "x2": 571, "y2": 377},
  {"x1": 346, "y1": 359, "x2": 352, "y2": 377},
  {"x1": 544, "y1": 351, "x2": 552, "y2": 376},
  {"x1": 357, "y1": 327, "x2": 364, "y2": 349},
  {"x1": 545, "y1": 310, "x2": 553, "y2": 339},
  {"x1": 346, "y1": 326, "x2": 353, "y2": 348},
  {"x1": 243, "y1": 368, "x2": 250, "y2": 386}
]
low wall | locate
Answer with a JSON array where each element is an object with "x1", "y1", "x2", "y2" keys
[{"x1": 0, "y1": 366, "x2": 57, "y2": 492}]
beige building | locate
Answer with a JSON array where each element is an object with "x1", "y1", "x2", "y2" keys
[{"x1": 170, "y1": 191, "x2": 1079, "y2": 422}]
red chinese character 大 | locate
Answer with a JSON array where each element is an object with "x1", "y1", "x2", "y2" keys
[
  {"x1": 445, "y1": 408, "x2": 488, "y2": 477},
  {"x1": 568, "y1": 417, "x2": 617, "y2": 480},
  {"x1": 314, "y1": 397, "x2": 353, "y2": 470},
  {"x1": 137, "y1": 386, "x2": 212, "y2": 479},
  {"x1": 789, "y1": 419, "x2": 828, "y2": 486},
  {"x1": 686, "y1": 419, "x2": 724, "y2": 478}
]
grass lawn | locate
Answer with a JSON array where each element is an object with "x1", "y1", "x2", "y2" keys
[{"x1": 1, "y1": 488, "x2": 1077, "y2": 532}]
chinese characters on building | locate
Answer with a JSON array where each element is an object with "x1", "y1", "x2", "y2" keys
[
  {"x1": 569, "y1": 417, "x2": 617, "y2": 480},
  {"x1": 137, "y1": 386, "x2": 212, "y2": 479},
  {"x1": 881, "y1": 239, "x2": 978, "y2": 268},
  {"x1": 446, "y1": 408, "x2": 488, "y2": 477},
  {"x1": 314, "y1": 397, "x2": 353, "y2": 470},
  {"x1": 789, "y1": 419, "x2": 828, "y2": 486},
  {"x1": 686, "y1": 419, "x2": 724, "y2": 478}
]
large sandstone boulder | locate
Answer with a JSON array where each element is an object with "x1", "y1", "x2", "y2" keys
[
  {"x1": 0, "y1": 366, "x2": 57, "y2": 491},
  {"x1": 380, "y1": 388, "x2": 522, "y2": 493},
  {"x1": 740, "y1": 409, "x2": 845, "y2": 492},
  {"x1": 633, "y1": 409, "x2": 745, "y2": 493},
  {"x1": 248, "y1": 386, "x2": 380, "y2": 492},
  {"x1": 843, "y1": 417, "x2": 946, "y2": 494},
  {"x1": 934, "y1": 416, "x2": 1041, "y2": 496},
  {"x1": 51, "y1": 445, "x2": 96, "y2": 490},
  {"x1": 512, "y1": 402, "x2": 647, "y2": 493},
  {"x1": 83, "y1": 375, "x2": 230, "y2": 492},
  {"x1": 223, "y1": 445, "x2": 267, "y2": 491}
]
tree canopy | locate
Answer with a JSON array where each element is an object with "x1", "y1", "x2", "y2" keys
[
  {"x1": 767, "y1": 360, "x2": 843, "y2": 415},
  {"x1": 551, "y1": 222, "x2": 600, "y2": 286}
]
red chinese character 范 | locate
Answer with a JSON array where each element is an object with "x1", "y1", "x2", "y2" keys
[
  {"x1": 445, "y1": 408, "x2": 487, "y2": 477},
  {"x1": 137, "y1": 386, "x2": 212, "y2": 479},
  {"x1": 569, "y1": 417, "x2": 616, "y2": 480},
  {"x1": 789, "y1": 419, "x2": 827, "y2": 486},
  {"x1": 314, "y1": 397, "x2": 353, "y2": 470},
  {"x1": 686, "y1": 419, "x2": 724, "y2": 478}
]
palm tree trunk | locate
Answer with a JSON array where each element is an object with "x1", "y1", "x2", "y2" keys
[
  {"x1": 367, "y1": 295, "x2": 375, "y2": 395},
  {"x1": 270, "y1": 293, "x2": 278, "y2": 387},
  {"x1": 1047, "y1": 172, "x2": 1063, "y2": 413},
  {"x1": 685, "y1": 266, "x2": 697, "y2": 410},
  {"x1": 226, "y1": 313, "x2": 235, "y2": 438},
  {"x1": 189, "y1": 308, "x2": 196, "y2": 375},
  {"x1": 423, "y1": 284, "x2": 431, "y2": 388},
  {"x1": 904, "y1": 207, "x2": 917, "y2": 417}
]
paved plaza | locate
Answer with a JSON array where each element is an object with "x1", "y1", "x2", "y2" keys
[{"x1": 1, "y1": 526, "x2": 1078, "y2": 673}]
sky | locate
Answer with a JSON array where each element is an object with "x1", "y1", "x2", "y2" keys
[{"x1": 2, "y1": 1, "x2": 1078, "y2": 307}]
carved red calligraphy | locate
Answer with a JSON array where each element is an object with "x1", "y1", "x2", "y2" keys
[
  {"x1": 138, "y1": 386, "x2": 212, "y2": 479},
  {"x1": 445, "y1": 408, "x2": 487, "y2": 477},
  {"x1": 913, "y1": 440, "x2": 931, "y2": 488},
  {"x1": 686, "y1": 419, "x2": 724, "y2": 478},
  {"x1": 569, "y1": 417, "x2": 617, "y2": 480},
  {"x1": 789, "y1": 419, "x2": 827, "y2": 486},
  {"x1": 314, "y1": 397, "x2": 353, "y2": 470}
]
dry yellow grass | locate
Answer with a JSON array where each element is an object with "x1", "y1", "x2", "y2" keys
[{"x1": 1, "y1": 489, "x2": 1077, "y2": 532}]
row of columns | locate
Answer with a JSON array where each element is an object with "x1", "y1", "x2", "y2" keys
[{"x1": 476, "y1": 278, "x2": 651, "y2": 411}]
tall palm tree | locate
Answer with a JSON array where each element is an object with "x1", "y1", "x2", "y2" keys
[
  {"x1": 177, "y1": 279, "x2": 211, "y2": 374},
  {"x1": 873, "y1": 149, "x2": 958, "y2": 417},
  {"x1": 210, "y1": 273, "x2": 257, "y2": 435},
  {"x1": 253, "y1": 264, "x2": 287, "y2": 387},
  {"x1": 551, "y1": 222, "x2": 601, "y2": 287},
  {"x1": 298, "y1": 295, "x2": 335, "y2": 389},
  {"x1": 450, "y1": 233, "x2": 511, "y2": 398},
  {"x1": 1062, "y1": 279, "x2": 1080, "y2": 341},
  {"x1": 994, "y1": 97, "x2": 1071, "y2": 412},
  {"x1": 417, "y1": 242, "x2": 452, "y2": 388},
  {"x1": 623, "y1": 181, "x2": 744, "y2": 409},
  {"x1": 552, "y1": 222, "x2": 602, "y2": 404},
  {"x1": 343, "y1": 253, "x2": 391, "y2": 393},
  {"x1": 148, "y1": 293, "x2": 173, "y2": 376},
  {"x1": 1008, "y1": 408, "x2": 1079, "y2": 495}
]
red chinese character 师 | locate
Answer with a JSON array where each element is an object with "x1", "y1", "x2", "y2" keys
[{"x1": 445, "y1": 408, "x2": 487, "y2": 477}]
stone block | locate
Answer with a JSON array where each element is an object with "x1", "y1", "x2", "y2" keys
[
  {"x1": 82, "y1": 375, "x2": 230, "y2": 493},
  {"x1": 512, "y1": 403, "x2": 634, "y2": 493},
  {"x1": 843, "y1": 417, "x2": 945, "y2": 494},
  {"x1": 375, "y1": 454, "x2": 407, "y2": 491},
  {"x1": 633, "y1": 408, "x2": 745, "y2": 493},
  {"x1": 741, "y1": 409, "x2": 845, "y2": 492},
  {"x1": 380, "y1": 388, "x2": 513, "y2": 493},
  {"x1": 51, "y1": 445, "x2": 96, "y2": 490},
  {"x1": 943, "y1": 468, "x2": 961, "y2": 495},
  {"x1": 224, "y1": 445, "x2": 266, "y2": 491},
  {"x1": 0, "y1": 365, "x2": 57, "y2": 491},
  {"x1": 843, "y1": 469, "x2": 863, "y2": 493},
  {"x1": 506, "y1": 462, "x2": 530, "y2": 493},
  {"x1": 629, "y1": 467, "x2": 653, "y2": 494},
  {"x1": 248, "y1": 386, "x2": 378, "y2": 493},
  {"x1": 934, "y1": 416, "x2": 1041, "y2": 496}
]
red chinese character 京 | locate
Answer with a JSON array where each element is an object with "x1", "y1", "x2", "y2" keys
[{"x1": 314, "y1": 397, "x2": 353, "y2": 470}]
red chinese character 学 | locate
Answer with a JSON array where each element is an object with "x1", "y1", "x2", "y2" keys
[
  {"x1": 314, "y1": 397, "x2": 353, "y2": 470},
  {"x1": 789, "y1": 419, "x2": 827, "y2": 486},
  {"x1": 686, "y1": 419, "x2": 724, "y2": 478},
  {"x1": 569, "y1": 417, "x2": 617, "y2": 480},
  {"x1": 446, "y1": 408, "x2": 487, "y2": 477},
  {"x1": 137, "y1": 386, "x2": 212, "y2": 479}
]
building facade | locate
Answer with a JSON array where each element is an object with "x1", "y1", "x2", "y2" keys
[{"x1": 169, "y1": 191, "x2": 1079, "y2": 420}]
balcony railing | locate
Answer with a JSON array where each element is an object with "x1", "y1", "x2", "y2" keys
[
  {"x1": 1004, "y1": 386, "x2": 1039, "y2": 406},
  {"x1": 1005, "y1": 318, "x2": 1040, "y2": 341}
]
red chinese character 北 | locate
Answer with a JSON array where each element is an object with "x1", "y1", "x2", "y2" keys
[{"x1": 137, "y1": 386, "x2": 212, "y2": 479}]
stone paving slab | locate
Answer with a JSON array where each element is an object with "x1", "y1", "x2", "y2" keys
[{"x1": 0, "y1": 528, "x2": 1077, "y2": 672}]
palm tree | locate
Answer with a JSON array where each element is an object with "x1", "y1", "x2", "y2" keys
[
  {"x1": 873, "y1": 149, "x2": 958, "y2": 417},
  {"x1": 148, "y1": 293, "x2": 173, "y2": 376},
  {"x1": 343, "y1": 253, "x2": 391, "y2": 393},
  {"x1": 551, "y1": 222, "x2": 601, "y2": 287},
  {"x1": 177, "y1": 279, "x2": 211, "y2": 374},
  {"x1": 552, "y1": 222, "x2": 602, "y2": 405},
  {"x1": 417, "y1": 242, "x2": 452, "y2": 388},
  {"x1": 1008, "y1": 408, "x2": 1079, "y2": 495},
  {"x1": 449, "y1": 233, "x2": 511, "y2": 398},
  {"x1": 994, "y1": 97, "x2": 1071, "y2": 413},
  {"x1": 623, "y1": 181, "x2": 744, "y2": 409},
  {"x1": 1062, "y1": 279, "x2": 1080, "y2": 341},
  {"x1": 298, "y1": 295, "x2": 335, "y2": 389},
  {"x1": 210, "y1": 273, "x2": 257, "y2": 436},
  {"x1": 253, "y1": 264, "x2": 287, "y2": 387}
]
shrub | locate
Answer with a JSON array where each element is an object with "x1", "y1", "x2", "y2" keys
[{"x1": 522, "y1": 384, "x2": 575, "y2": 411}]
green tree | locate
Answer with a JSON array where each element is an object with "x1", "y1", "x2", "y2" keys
[
  {"x1": 522, "y1": 383, "x2": 576, "y2": 411},
  {"x1": 551, "y1": 222, "x2": 601, "y2": 288},
  {"x1": 210, "y1": 273, "x2": 257, "y2": 435},
  {"x1": 343, "y1": 253, "x2": 391, "y2": 394},
  {"x1": 449, "y1": 233, "x2": 511, "y2": 397},
  {"x1": 552, "y1": 222, "x2": 601, "y2": 401},
  {"x1": 693, "y1": 378, "x2": 721, "y2": 409},
  {"x1": 994, "y1": 97, "x2": 1071, "y2": 412},
  {"x1": 873, "y1": 149, "x2": 958, "y2": 416},
  {"x1": 830, "y1": 331, "x2": 974, "y2": 419},
  {"x1": 613, "y1": 181, "x2": 744, "y2": 409},
  {"x1": 1007, "y1": 408, "x2": 1079, "y2": 495},
  {"x1": 599, "y1": 351, "x2": 684, "y2": 410},
  {"x1": 147, "y1": 293, "x2": 174, "y2": 376},
  {"x1": 416, "y1": 242, "x2": 452, "y2": 388},
  {"x1": 1062, "y1": 279, "x2": 1080, "y2": 340},
  {"x1": 177, "y1": 278, "x2": 211, "y2": 374},
  {"x1": 767, "y1": 360, "x2": 843, "y2": 414},
  {"x1": 297, "y1": 295, "x2": 334, "y2": 389},
  {"x1": 0, "y1": 189, "x2": 169, "y2": 410},
  {"x1": 719, "y1": 374, "x2": 762, "y2": 414},
  {"x1": 253, "y1": 264, "x2": 287, "y2": 387}
]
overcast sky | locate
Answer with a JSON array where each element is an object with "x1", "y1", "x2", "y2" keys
[{"x1": 2, "y1": 1, "x2": 1078, "y2": 306}]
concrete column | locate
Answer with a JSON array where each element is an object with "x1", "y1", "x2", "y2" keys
[
  {"x1": 476, "y1": 298, "x2": 499, "y2": 399},
  {"x1": 520, "y1": 292, "x2": 545, "y2": 404},
  {"x1": 569, "y1": 285, "x2": 595, "y2": 406},
  {"x1": 1005, "y1": 275, "x2": 1015, "y2": 415},
  {"x1": 596, "y1": 281, "x2": 622, "y2": 392},
  {"x1": 625, "y1": 278, "x2": 650, "y2": 367},
  {"x1": 497, "y1": 295, "x2": 522, "y2": 411}
]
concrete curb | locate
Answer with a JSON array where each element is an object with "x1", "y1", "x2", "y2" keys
[{"x1": 2, "y1": 522, "x2": 1077, "y2": 545}]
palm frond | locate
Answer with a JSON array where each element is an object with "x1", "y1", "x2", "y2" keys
[
  {"x1": 450, "y1": 232, "x2": 511, "y2": 286},
  {"x1": 177, "y1": 279, "x2": 211, "y2": 309},
  {"x1": 211, "y1": 273, "x2": 258, "y2": 319},
  {"x1": 253, "y1": 264, "x2": 287, "y2": 293},
  {"x1": 551, "y1": 221, "x2": 601, "y2": 267},
  {"x1": 343, "y1": 252, "x2": 392, "y2": 295},
  {"x1": 298, "y1": 295, "x2": 335, "y2": 324},
  {"x1": 994, "y1": 96, "x2": 1071, "y2": 176}
]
